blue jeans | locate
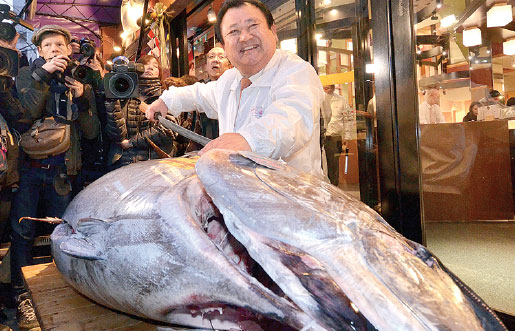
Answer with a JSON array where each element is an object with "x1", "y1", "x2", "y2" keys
[{"x1": 9, "y1": 166, "x2": 71, "y2": 292}]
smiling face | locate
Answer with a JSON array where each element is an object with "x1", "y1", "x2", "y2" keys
[
  {"x1": 205, "y1": 47, "x2": 229, "y2": 81},
  {"x1": 220, "y1": 3, "x2": 277, "y2": 78},
  {"x1": 141, "y1": 57, "x2": 160, "y2": 79},
  {"x1": 37, "y1": 33, "x2": 72, "y2": 61}
]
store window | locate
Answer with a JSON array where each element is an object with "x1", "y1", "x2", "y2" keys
[
  {"x1": 314, "y1": 0, "x2": 379, "y2": 209},
  {"x1": 414, "y1": 0, "x2": 515, "y2": 316}
]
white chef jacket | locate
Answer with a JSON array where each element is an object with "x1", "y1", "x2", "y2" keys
[
  {"x1": 159, "y1": 49, "x2": 324, "y2": 177},
  {"x1": 419, "y1": 101, "x2": 445, "y2": 124},
  {"x1": 325, "y1": 92, "x2": 355, "y2": 140}
]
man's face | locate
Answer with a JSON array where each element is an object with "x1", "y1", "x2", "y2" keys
[
  {"x1": 425, "y1": 89, "x2": 439, "y2": 106},
  {"x1": 37, "y1": 34, "x2": 72, "y2": 61},
  {"x1": 205, "y1": 47, "x2": 229, "y2": 81},
  {"x1": 220, "y1": 3, "x2": 277, "y2": 78},
  {"x1": 323, "y1": 85, "x2": 335, "y2": 94}
]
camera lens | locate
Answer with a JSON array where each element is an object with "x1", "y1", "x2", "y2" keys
[
  {"x1": 0, "y1": 50, "x2": 11, "y2": 75},
  {"x1": 109, "y1": 73, "x2": 135, "y2": 98},
  {"x1": 0, "y1": 22, "x2": 16, "y2": 42},
  {"x1": 80, "y1": 43, "x2": 95, "y2": 58},
  {"x1": 73, "y1": 66, "x2": 88, "y2": 80}
]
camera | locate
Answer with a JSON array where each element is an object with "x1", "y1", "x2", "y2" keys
[
  {"x1": 0, "y1": 46, "x2": 19, "y2": 77},
  {"x1": 54, "y1": 59, "x2": 96, "y2": 85},
  {"x1": 0, "y1": 4, "x2": 34, "y2": 77},
  {"x1": 72, "y1": 37, "x2": 96, "y2": 59},
  {"x1": 104, "y1": 60, "x2": 144, "y2": 99}
]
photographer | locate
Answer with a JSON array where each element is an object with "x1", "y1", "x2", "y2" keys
[
  {"x1": 8, "y1": 25, "x2": 99, "y2": 329},
  {"x1": 104, "y1": 54, "x2": 174, "y2": 169},
  {"x1": 76, "y1": 46, "x2": 111, "y2": 191}
]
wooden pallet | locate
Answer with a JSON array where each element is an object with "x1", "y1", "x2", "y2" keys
[{"x1": 21, "y1": 262, "x2": 166, "y2": 330}]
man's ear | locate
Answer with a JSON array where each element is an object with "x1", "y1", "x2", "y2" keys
[
  {"x1": 271, "y1": 24, "x2": 278, "y2": 42},
  {"x1": 37, "y1": 46, "x2": 42, "y2": 56},
  {"x1": 66, "y1": 43, "x2": 73, "y2": 56}
]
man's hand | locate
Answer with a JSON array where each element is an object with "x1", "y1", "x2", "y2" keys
[
  {"x1": 70, "y1": 38, "x2": 80, "y2": 54},
  {"x1": 85, "y1": 55, "x2": 104, "y2": 77},
  {"x1": 145, "y1": 98, "x2": 168, "y2": 122},
  {"x1": 42, "y1": 55, "x2": 70, "y2": 74},
  {"x1": 65, "y1": 76, "x2": 84, "y2": 98},
  {"x1": 198, "y1": 133, "x2": 251, "y2": 155},
  {"x1": 119, "y1": 139, "x2": 132, "y2": 149}
]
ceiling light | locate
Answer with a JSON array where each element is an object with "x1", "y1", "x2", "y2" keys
[
  {"x1": 315, "y1": 33, "x2": 323, "y2": 40},
  {"x1": 323, "y1": 0, "x2": 331, "y2": 4},
  {"x1": 207, "y1": 7, "x2": 216, "y2": 22},
  {"x1": 365, "y1": 63, "x2": 375, "y2": 74},
  {"x1": 463, "y1": 28, "x2": 482, "y2": 47},
  {"x1": 487, "y1": 4, "x2": 512, "y2": 27},
  {"x1": 503, "y1": 38, "x2": 515, "y2": 55},
  {"x1": 440, "y1": 14, "x2": 456, "y2": 28},
  {"x1": 113, "y1": 46, "x2": 121, "y2": 52},
  {"x1": 329, "y1": 9, "x2": 338, "y2": 16}
]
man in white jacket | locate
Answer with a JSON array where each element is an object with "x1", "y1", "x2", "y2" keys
[{"x1": 145, "y1": 0, "x2": 324, "y2": 177}]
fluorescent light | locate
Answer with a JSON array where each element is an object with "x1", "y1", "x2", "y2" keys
[
  {"x1": 440, "y1": 14, "x2": 456, "y2": 28},
  {"x1": 366, "y1": 63, "x2": 376, "y2": 74},
  {"x1": 463, "y1": 28, "x2": 482, "y2": 47},
  {"x1": 503, "y1": 38, "x2": 515, "y2": 55},
  {"x1": 487, "y1": 4, "x2": 512, "y2": 27}
]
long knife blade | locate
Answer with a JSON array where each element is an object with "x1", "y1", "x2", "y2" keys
[{"x1": 158, "y1": 115, "x2": 212, "y2": 146}]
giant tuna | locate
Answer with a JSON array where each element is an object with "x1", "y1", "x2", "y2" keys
[{"x1": 51, "y1": 150, "x2": 507, "y2": 330}]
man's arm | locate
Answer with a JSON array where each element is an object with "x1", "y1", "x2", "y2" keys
[{"x1": 146, "y1": 81, "x2": 220, "y2": 121}]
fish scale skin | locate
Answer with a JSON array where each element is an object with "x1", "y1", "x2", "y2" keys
[
  {"x1": 196, "y1": 150, "x2": 503, "y2": 331},
  {"x1": 52, "y1": 159, "x2": 321, "y2": 330}
]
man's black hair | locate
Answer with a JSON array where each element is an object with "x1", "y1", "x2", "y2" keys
[{"x1": 214, "y1": 0, "x2": 275, "y2": 45}]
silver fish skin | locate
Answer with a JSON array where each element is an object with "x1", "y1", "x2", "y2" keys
[
  {"x1": 195, "y1": 150, "x2": 506, "y2": 331},
  {"x1": 51, "y1": 158, "x2": 323, "y2": 330}
]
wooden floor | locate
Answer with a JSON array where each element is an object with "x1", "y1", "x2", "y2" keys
[{"x1": 21, "y1": 263, "x2": 166, "y2": 331}]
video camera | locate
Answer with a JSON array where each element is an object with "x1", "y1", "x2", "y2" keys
[
  {"x1": 104, "y1": 56, "x2": 144, "y2": 99},
  {"x1": 0, "y1": 4, "x2": 34, "y2": 78}
]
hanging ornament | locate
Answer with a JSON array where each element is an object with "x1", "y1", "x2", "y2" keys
[{"x1": 153, "y1": 3, "x2": 169, "y2": 69}]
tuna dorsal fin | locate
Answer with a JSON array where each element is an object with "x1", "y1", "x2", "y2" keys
[
  {"x1": 76, "y1": 217, "x2": 110, "y2": 236},
  {"x1": 59, "y1": 237, "x2": 104, "y2": 260}
]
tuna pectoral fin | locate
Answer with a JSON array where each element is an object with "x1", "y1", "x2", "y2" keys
[
  {"x1": 260, "y1": 240, "x2": 372, "y2": 331},
  {"x1": 59, "y1": 237, "x2": 104, "y2": 260},
  {"x1": 59, "y1": 218, "x2": 110, "y2": 260}
]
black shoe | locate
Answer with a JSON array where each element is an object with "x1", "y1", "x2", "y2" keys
[{"x1": 15, "y1": 293, "x2": 39, "y2": 330}]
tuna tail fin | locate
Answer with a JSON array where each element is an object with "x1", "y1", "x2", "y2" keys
[{"x1": 59, "y1": 218, "x2": 110, "y2": 260}]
